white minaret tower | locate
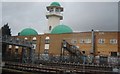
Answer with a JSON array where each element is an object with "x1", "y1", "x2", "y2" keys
[{"x1": 46, "y1": 2, "x2": 63, "y2": 32}]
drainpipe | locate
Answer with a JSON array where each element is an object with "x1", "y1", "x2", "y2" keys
[{"x1": 91, "y1": 29, "x2": 95, "y2": 63}]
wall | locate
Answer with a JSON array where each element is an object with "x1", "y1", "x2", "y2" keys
[{"x1": 6, "y1": 31, "x2": 119, "y2": 60}]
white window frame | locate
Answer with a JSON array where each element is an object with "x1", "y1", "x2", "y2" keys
[
  {"x1": 32, "y1": 44, "x2": 36, "y2": 49},
  {"x1": 71, "y1": 39, "x2": 77, "y2": 44},
  {"x1": 45, "y1": 44, "x2": 50, "y2": 49},
  {"x1": 85, "y1": 39, "x2": 91, "y2": 44},
  {"x1": 98, "y1": 39, "x2": 105, "y2": 44},
  {"x1": 80, "y1": 39, "x2": 84, "y2": 44},
  {"x1": 110, "y1": 39, "x2": 117, "y2": 44}
]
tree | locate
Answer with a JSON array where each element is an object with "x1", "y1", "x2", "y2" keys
[
  {"x1": 2, "y1": 23, "x2": 11, "y2": 36},
  {"x1": 1, "y1": 23, "x2": 12, "y2": 60}
]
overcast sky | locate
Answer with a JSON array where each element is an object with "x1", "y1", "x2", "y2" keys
[{"x1": 1, "y1": 1, "x2": 119, "y2": 35}]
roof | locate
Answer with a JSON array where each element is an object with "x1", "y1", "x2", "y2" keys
[
  {"x1": 50, "y1": 2, "x2": 61, "y2": 7},
  {"x1": 19, "y1": 28, "x2": 38, "y2": 36},
  {"x1": 51, "y1": 24, "x2": 73, "y2": 34}
]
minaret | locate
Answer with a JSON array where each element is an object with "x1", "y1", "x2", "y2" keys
[{"x1": 46, "y1": 2, "x2": 63, "y2": 32}]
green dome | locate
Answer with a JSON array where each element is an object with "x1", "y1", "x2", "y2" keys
[
  {"x1": 51, "y1": 24, "x2": 73, "y2": 34},
  {"x1": 50, "y1": 2, "x2": 61, "y2": 6},
  {"x1": 19, "y1": 28, "x2": 38, "y2": 36}
]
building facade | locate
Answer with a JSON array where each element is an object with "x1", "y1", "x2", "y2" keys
[
  {"x1": 5, "y1": 2, "x2": 120, "y2": 62},
  {"x1": 7, "y1": 31, "x2": 120, "y2": 59}
]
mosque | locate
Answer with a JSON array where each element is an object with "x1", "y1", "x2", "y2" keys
[{"x1": 6, "y1": 2, "x2": 120, "y2": 62}]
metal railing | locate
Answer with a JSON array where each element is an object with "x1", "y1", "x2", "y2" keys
[
  {"x1": 1, "y1": 35, "x2": 33, "y2": 48},
  {"x1": 1, "y1": 35, "x2": 34, "y2": 63}
]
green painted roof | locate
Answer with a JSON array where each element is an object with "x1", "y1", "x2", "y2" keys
[
  {"x1": 51, "y1": 24, "x2": 73, "y2": 34},
  {"x1": 19, "y1": 28, "x2": 38, "y2": 36},
  {"x1": 50, "y1": 2, "x2": 61, "y2": 6}
]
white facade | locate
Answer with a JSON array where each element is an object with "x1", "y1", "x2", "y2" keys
[
  {"x1": 47, "y1": 16, "x2": 61, "y2": 30},
  {"x1": 46, "y1": 4, "x2": 63, "y2": 32}
]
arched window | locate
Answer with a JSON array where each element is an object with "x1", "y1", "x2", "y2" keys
[
  {"x1": 9, "y1": 45, "x2": 12, "y2": 48},
  {"x1": 45, "y1": 36, "x2": 50, "y2": 39},
  {"x1": 33, "y1": 37, "x2": 37, "y2": 41},
  {"x1": 24, "y1": 37, "x2": 28, "y2": 40},
  {"x1": 15, "y1": 46, "x2": 19, "y2": 54},
  {"x1": 15, "y1": 46, "x2": 19, "y2": 49},
  {"x1": 44, "y1": 36, "x2": 50, "y2": 50},
  {"x1": 49, "y1": 26, "x2": 52, "y2": 30},
  {"x1": 45, "y1": 36, "x2": 50, "y2": 44}
]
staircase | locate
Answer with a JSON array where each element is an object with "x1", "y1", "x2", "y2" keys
[{"x1": 61, "y1": 40, "x2": 84, "y2": 63}]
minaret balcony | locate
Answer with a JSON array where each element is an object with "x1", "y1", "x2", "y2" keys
[
  {"x1": 46, "y1": 12, "x2": 63, "y2": 16},
  {"x1": 46, "y1": 12, "x2": 63, "y2": 20}
]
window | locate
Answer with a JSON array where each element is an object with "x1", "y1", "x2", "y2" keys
[
  {"x1": 9, "y1": 45, "x2": 12, "y2": 48},
  {"x1": 32, "y1": 44, "x2": 36, "y2": 49},
  {"x1": 24, "y1": 37, "x2": 28, "y2": 40},
  {"x1": 15, "y1": 46, "x2": 19, "y2": 49},
  {"x1": 99, "y1": 32, "x2": 104, "y2": 35},
  {"x1": 8, "y1": 49, "x2": 12, "y2": 54},
  {"x1": 16, "y1": 38, "x2": 19, "y2": 40},
  {"x1": 71, "y1": 39, "x2": 77, "y2": 44},
  {"x1": 44, "y1": 49, "x2": 49, "y2": 54},
  {"x1": 16, "y1": 38, "x2": 19, "y2": 43},
  {"x1": 15, "y1": 49, "x2": 18, "y2": 56},
  {"x1": 33, "y1": 37, "x2": 37, "y2": 41},
  {"x1": 110, "y1": 39, "x2": 117, "y2": 44},
  {"x1": 85, "y1": 39, "x2": 91, "y2": 44},
  {"x1": 80, "y1": 39, "x2": 91, "y2": 44},
  {"x1": 80, "y1": 39, "x2": 84, "y2": 43},
  {"x1": 45, "y1": 44, "x2": 49, "y2": 49},
  {"x1": 8, "y1": 49, "x2": 11, "y2": 52},
  {"x1": 45, "y1": 36, "x2": 50, "y2": 44},
  {"x1": 55, "y1": 8, "x2": 59, "y2": 12},
  {"x1": 49, "y1": 26, "x2": 52, "y2": 30},
  {"x1": 50, "y1": 8, "x2": 54, "y2": 12},
  {"x1": 15, "y1": 49, "x2": 18, "y2": 53},
  {"x1": 62, "y1": 40, "x2": 67, "y2": 48},
  {"x1": 32, "y1": 37, "x2": 37, "y2": 44},
  {"x1": 111, "y1": 52, "x2": 117, "y2": 57},
  {"x1": 98, "y1": 39, "x2": 105, "y2": 44}
]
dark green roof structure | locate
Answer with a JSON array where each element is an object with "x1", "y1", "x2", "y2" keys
[
  {"x1": 51, "y1": 24, "x2": 73, "y2": 34},
  {"x1": 19, "y1": 28, "x2": 38, "y2": 36},
  {"x1": 50, "y1": 2, "x2": 61, "y2": 6}
]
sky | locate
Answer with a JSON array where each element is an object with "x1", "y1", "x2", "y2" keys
[{"x1": 1, "y1": 0, "x2": 119, "y2": 36}]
